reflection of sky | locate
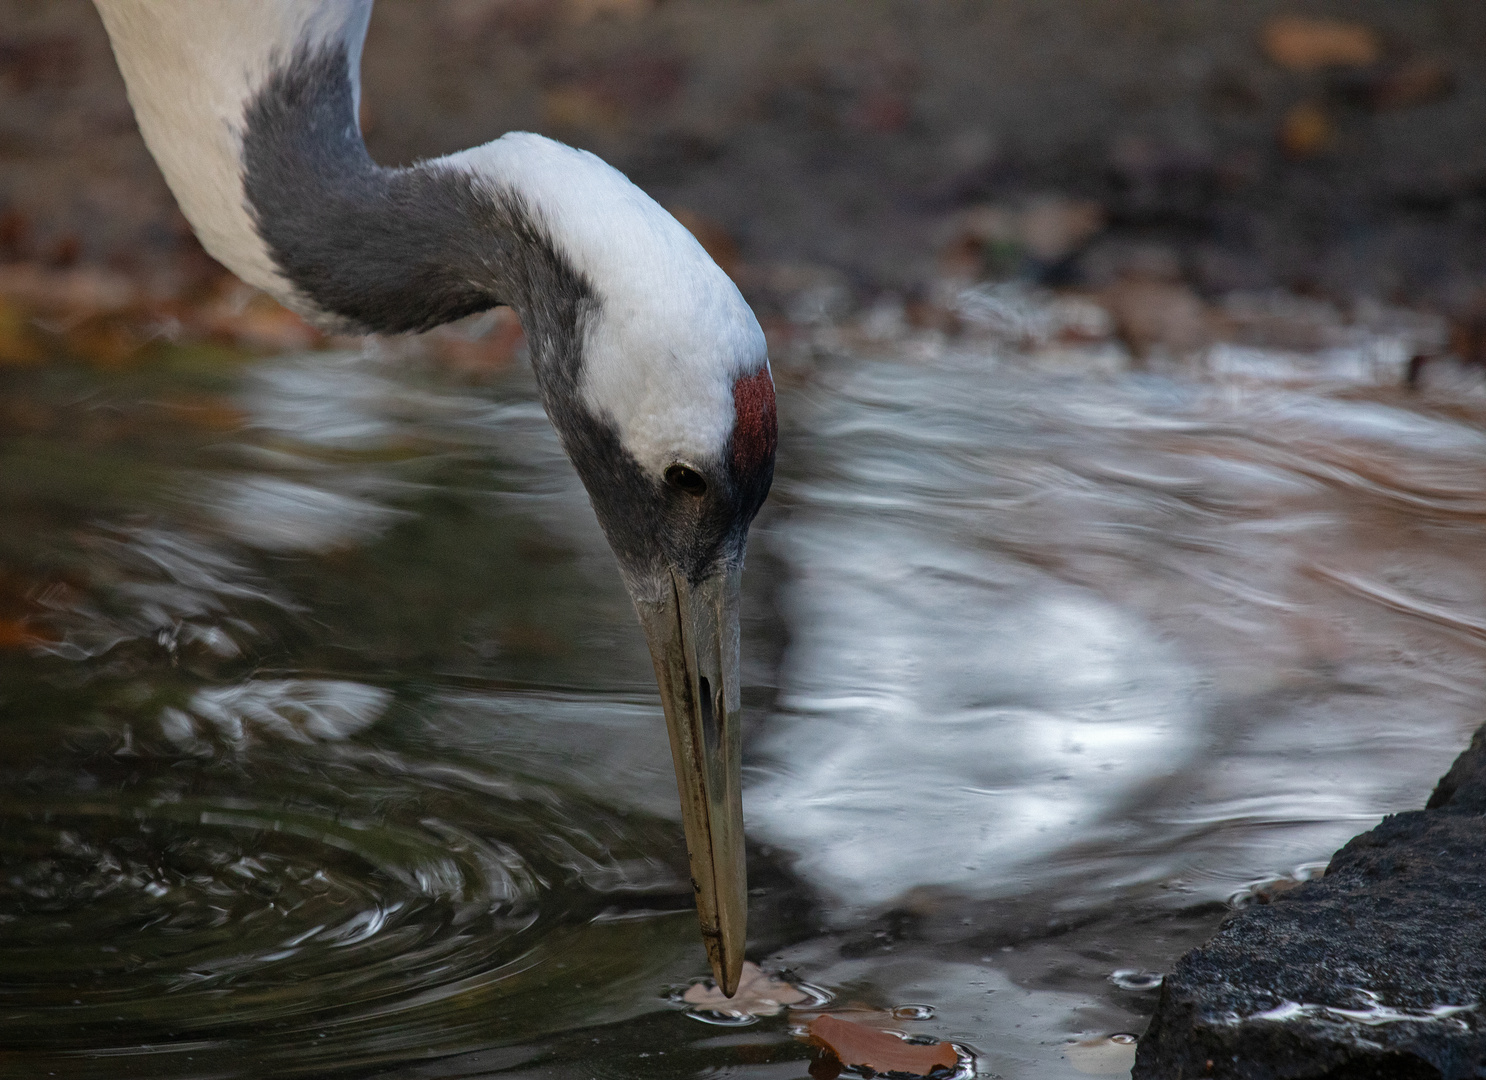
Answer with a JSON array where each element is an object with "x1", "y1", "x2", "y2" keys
[
  {"x1": 749, "y1": 523, "x2": 1199, "y2": 910},
  {"x1": 17, "y1": 328, "x2": 1486, "y2": 1077},
  {"x1": 749, "y1": 347, "x2": 1486, "y2": 915},
  {"x1": 220, "y1": 342, "x2": 1486, "y2": 922},
  {"x1": 38, "y1": 338, "x2": 1486, "y2": 927},
  {"x1": 207, "y1": 475, "x2": 411, "y2": 552},
  {"x1": 226, "y1": 348, "x2": 618, "y2": 565},
  {"x1": 164, "y1": 679, "x2": 392, "y2": 751}
]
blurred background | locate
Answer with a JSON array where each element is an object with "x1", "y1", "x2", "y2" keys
[
  {"x1": 8, "y1": 0, "x2": 1486, "y2": 333},
  {"x1": 6, "y1": 3, "x2": 1486, "y2": 1079}
]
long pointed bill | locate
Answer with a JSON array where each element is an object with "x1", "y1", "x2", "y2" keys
[{"x1": 637, "y1": 564, "x2": 746, "y2": 996}]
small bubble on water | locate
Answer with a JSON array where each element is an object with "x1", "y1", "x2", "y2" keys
[
  {"x1": 892, "y1": 1003, "x2": 936, "y2": 1021},
  {"x1": 1110, "y1": 969, "x2": 1164, "y2": 991}
]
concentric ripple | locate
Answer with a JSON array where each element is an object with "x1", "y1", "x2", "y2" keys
[{"x1": 0, "y1": 739, "x2": 697, "y2": 1078}]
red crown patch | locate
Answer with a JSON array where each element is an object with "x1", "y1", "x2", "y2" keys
[{"x1": 731, "y1": 368, "x2": 777, "y2": 477}]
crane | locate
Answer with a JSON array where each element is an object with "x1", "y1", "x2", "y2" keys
[{"x1": 92, "y1": 0, "x2": 776, "y2": 998}]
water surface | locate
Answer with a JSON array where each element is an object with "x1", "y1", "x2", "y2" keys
[{"x1": 4, "y1": 313, "x2": 1485, "y2": 1077}]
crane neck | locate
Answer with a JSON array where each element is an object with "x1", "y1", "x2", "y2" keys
[
  {"x1": 240, "y1": 42, "x2": 591, "y2": 343},
  {"x1": 94, "y1": 0, "x2": 590, "y2": 347},
  {"x1": 95, "y1": 0, "x2": 767, "y2": 501}
]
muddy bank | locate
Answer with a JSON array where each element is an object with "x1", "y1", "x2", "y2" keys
[{"x1": 1135, "y1": 727, "x2": 1486, "y2": 1080}]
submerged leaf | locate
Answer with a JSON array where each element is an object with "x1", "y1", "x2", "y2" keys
[
  {"x1": 681, "y1": 960, "x2": 810, "y2": 1018},
  {"x1": 806, "y1": 1013, "x2": 958, "y2": 1077}
]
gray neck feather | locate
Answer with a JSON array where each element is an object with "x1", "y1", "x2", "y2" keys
[
  {"x1": 240, "y1": 41, "x2": 681, "y2": 580},
  {"x1": 241, "y1": 42, "x2": 589, "y2": 354}
]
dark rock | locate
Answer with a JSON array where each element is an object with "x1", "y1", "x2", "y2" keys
[
  {"x1": 1427, "y1": 726, "x2": 1486, "y2": 813},
  {"x1": 1135, "y1": 727, "x2": 1486, "y2": 1080}
]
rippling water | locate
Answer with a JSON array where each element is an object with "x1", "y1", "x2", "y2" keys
[{"x1": 4, "y1": 318, "x2": 1485, "y2": 1077}]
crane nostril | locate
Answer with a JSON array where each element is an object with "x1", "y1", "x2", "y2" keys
[{"x1": 698, "y1": 675, "x2": 720, "y2": 757}]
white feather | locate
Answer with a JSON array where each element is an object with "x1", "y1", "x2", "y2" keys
[
  {"x1": 450, "y1": 136, "x2": 766, "y2": 473},
  {"x1": 93, "y1": 0, "x2": 371, "y2": 317},
  {"x1": 95, "y1": 0, "x2": 766, "y2": 470}
]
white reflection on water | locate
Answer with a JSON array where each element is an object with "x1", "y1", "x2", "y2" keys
[
  {"x1": 164, "y1": 679, "x2": 393, "y2": 750},
  {"x1": 748, "y1": 341, "x2": 1486, "y2": 914},
  {"x1": 13, "y1": 315, "x2": 1486, "y2": 1077},
  {"x1": 748, "y1": 524, "x2": 1199, "y2": 909},
  {"x1": 33, "y1": 526, "x2": 290, "y2": 660},
  {"x1": 208, "y1": 475, "x2": 412, "y2": 552},
  {"x1": 239, "y1": 347, "x2": 486, "y2": 450},
  {"x1": 134, "y1": 337, "x2": 1486, "y2": 925}
]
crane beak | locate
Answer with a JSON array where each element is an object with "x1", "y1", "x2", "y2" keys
[{"x1": 636, "y1": 563, "x2": 746, "y2": 997}]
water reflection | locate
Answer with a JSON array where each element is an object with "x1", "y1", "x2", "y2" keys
[
  {"x1": 2, "y1": 708, "x2": 697, "y2": 1078},
  {"x1": 749, "y1": 523, "x2": 1199, "y2": 910},
  {"x1": 754, "y1": 345, "x2": 1486, "y2": 922},
  {"x1": 3, "y1": 322, "x2": 1486, "y2": 1077},
  {"x1": 167, "y1": 678, "x2": 391, "y2": 748}
]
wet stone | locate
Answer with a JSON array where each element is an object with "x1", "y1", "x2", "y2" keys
[{"x1": 1135, "y1": 727, "x2": 1486, "y2": 1080}]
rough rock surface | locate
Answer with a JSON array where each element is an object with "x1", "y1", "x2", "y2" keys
[{"x1": 1134, "y1": 727, "x2": 1486, "y2": 1080}]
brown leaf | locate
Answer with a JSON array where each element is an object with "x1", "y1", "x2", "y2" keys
[
  {"x1": 1017, "y1": 196, "x2": 1105, "y2": 263},
  {"x1": 157, "y1": 395, "x2": 247, "y2": 432},
  {"x1": 430, "y1": 307, "x2": 525, "y2": 376},
  {"x1": 0, "y1": 263, "x2": 139, "y2": 318},
  {"x1": 1102, "y1": 280, "x2": 1212, "y2": 358},
  {"x1": 65, "y1": 318, "x2": 145, "y2": 368},
  {"x1": 0, "y1": 298, "x2": 42, "y2": 366},
  {"x1": 806, "y1": 1014, "x2": 958, "y2": 1077},
  {"x1": 1355, "y1": 59, "x2": 1455, "y2": 111},
  {"x1": 681, "y1": 961, "x2": 811, "y2": 1018},
  {"x1": 194, "y1": 287, "x2": 322, "y2": 351},
  {"x1": 669, "y1": 208, "x2": 741, "y2": 278},
  {"x1": 1262, "y1": 17, "x2": 1381, "y2": 72},
  {"x1": 1278, "y1": 101, "x2": 1333, "y2": 159},
  {"x1": 0, "y1": 618, "x2": 52, "y2": 649}
]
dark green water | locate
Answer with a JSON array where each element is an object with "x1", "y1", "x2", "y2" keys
[{"x1": 4, "y1": 327, "x2": 1485, "y2": 1077}]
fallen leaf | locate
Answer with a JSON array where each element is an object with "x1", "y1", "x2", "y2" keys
[
  {"x1": 542, "y1": 85, "x2": 626, "y2": 132},
  {"x1": 0, "y1": 298, "x2": 42, "y2": 365},
  {"x1": 0, "y1": 263, "x2": 138, "y2": 318},
  {"x1": 0, "y1": 618, "x2": 52, "y2": 649},
  {"x1": 805, "y1": 1013, "x2": 958, "y2": 1077},
  {"x1": 1278, "y1": 100, "x2": 1333, "y2": 159},
  {"x1": 1262, "y1": 16, "x2": 1380, "y2": 72},
  {"x1": 1102, "y1": 279, "x2": 1211, "y2": 358},
  {"x1": 1017, "y1": 196, "x2": 1105, "y2": 263},
  {"x1": 681, "y1": 961, "x2": 810, "y2": 1018},
  {"x1": 196, "y1": 290, "x2": 321, "y2": 351},
  {"x1": 670, "y1": 208, "x2": 741, "y2": 278},
  {"x1": 1350, "y1": 59, "x2": 1454, "y2": 111},
  {"x1": 944, "y1": 198, "x2": 1105, "y2": 279},
  {"x1": 565, "y1": 0, "x2": 654, "y2": 23},
  {"x1": 65, "y1": 318, "x2": 145, "y2": 368},
  {"x1": 431, "y1": 309, "x2": 525, "y2": 376}
]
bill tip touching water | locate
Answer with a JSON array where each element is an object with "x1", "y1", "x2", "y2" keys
[{"x1": 91, "y1": 0, "x2": 775, "y2": 996}]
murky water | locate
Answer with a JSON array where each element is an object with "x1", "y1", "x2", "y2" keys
[{"x1": 4, "y1": 309, "x2": 1486, "y2": 1078}]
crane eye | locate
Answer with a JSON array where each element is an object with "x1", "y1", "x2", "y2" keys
[{"x1": 664, "y1": 464, "x2": 708, "y2": 496}]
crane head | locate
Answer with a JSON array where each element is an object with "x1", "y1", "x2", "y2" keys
[{"x1": 458, "y1": 135, "x2": 778, "y2": 997}]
